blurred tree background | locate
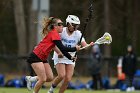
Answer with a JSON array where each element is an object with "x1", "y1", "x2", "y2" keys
[{"x1": 0, "y1": 0, "x2": 140, "y2": 76}]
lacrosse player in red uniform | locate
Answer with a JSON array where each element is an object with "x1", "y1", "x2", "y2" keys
[{"x1": 25, "y1": 17, "x2": 81, "y2": 93}]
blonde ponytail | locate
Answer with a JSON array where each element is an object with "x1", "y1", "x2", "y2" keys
[
  {"x1": 41, "y1": 17, "x2": 54, "y2": 37},
  {"x1": 41, "y1": 17, "x2": 60, "y2": 38}
]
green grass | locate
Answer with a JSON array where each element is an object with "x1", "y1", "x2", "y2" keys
[{"x1": 0, "y1": 88, "x2": 140, "y2": 93}]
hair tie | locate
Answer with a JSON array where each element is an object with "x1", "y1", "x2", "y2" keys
[{"x1": 49, "y1": 17, "x2": 54, "y2": 21}]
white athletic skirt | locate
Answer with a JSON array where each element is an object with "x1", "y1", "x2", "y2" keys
[{"x1": 53, "y1": 58, "x2": 75, "y2": 66}]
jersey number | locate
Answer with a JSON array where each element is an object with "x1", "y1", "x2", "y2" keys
[{"x1": 65, "y1": 44, "x2": 71, "y2": 48}]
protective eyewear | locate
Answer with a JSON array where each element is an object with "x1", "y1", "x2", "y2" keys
[
  {"x1": 71, "y1": 23, "x2": 79, "y2": 29},
  {"x1": 56, "y1": 22, "x2": 63, "y2": 26}
]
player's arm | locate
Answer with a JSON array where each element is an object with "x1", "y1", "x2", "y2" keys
[
  {"x1": 78, "y1": 32, "x2": 93, "y2": 49},
  {"x1": 81, "y1": 41, "x2": 87, "y2": 47},
  {"x1": 80, "y1": 38, "x2": 93, "y2": 49},
  {"x1": 53, "y1": 40, "x2": 80, "y2": 60},
  {"x1": 53, "y1": 46, "x2": 61, "y2": 54},
  {"x1": 53, "y1": 40, "x2": 80, "y2": 52},
  {"x1": 53, "y1": 46, "x2": 63, "y2": 58}
]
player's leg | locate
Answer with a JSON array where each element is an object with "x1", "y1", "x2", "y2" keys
[
  {"x1": 44, "y1": 63, "x2": 54, "y2": 82},
  {"x1": 55, "y1": 63, "x2": 66, "y2": 84},
  {"x1": 59, "y1": 64, "x2": 74, "y2": 93},
  {"x1": 26, "y1": 62, "x2": 53, "y2": 90},
  {"x1": 31, "y1": 62, "x2": 47, "y2": 93},
  {"x1": 48, "y1": 63, "x2": 66, "y2": 93}
]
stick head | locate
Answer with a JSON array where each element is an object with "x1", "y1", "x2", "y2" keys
[{"x1": 95, "y1": 32, "x2": 112, "y2": 44}]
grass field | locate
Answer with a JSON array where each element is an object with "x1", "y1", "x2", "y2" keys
[
  {"x1": 0, "y1": 76, "x2": 139, "y2": 93},
  {"x1": 0, "y1": 88, "x2": 140, "y2": 93}
]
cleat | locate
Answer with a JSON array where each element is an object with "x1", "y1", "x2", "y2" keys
[
  {"x1": 25, "y1": 76, "x2": 32, "y2": 91},
  {"x1": 126, "y1": 87, "x2": 131, "y2": 92}
]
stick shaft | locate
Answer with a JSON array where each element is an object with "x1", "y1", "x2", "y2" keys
[{"x1": 79, "y1": 44, "x2": 91, "y2": 50}]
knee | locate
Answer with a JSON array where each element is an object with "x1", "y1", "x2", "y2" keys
[
  {"x1": 38, "y1": 80, "x2": 46, "y2": 84},
  {"x1": 65, "y1": 76, "x2": 72, "y2": 82},
  {"x1": 58, "y1": 74, "x2": 65, "y2": 80},
  {"x1": 38, "y1": 77, "x2": 47, "y2": 83},
  {"x1": 46, "y1": 75, "x2": 54, "y2": 82}
]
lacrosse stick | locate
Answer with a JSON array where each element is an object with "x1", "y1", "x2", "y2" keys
[{"x1": 79, "y1": 32, "x2": 112, "y2": 50}]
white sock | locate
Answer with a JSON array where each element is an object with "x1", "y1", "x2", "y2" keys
[{"x1": 49, "y1": 86, "x2": 54, "y2": 91}]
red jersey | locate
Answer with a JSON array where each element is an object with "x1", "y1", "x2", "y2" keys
[{"x1": 33, "y1": 29, "x2": 61, "y2": 61}]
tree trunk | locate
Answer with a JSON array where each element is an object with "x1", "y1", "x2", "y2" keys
[
  {"x1": 104, "y1": 0, "x2": 111, "y2": 57},
  {"x1": 28, "y1": 0, "x2": 38, "y2": 53},
  {"x1": 13, "y1": 0, "x2": 28, "y2": 74},
  {"x1": 13, "y1": 0, "x2": 27, "y2": 56},
  {"x1": 132, "y1": 0, "x2": 138, "y2": 49}
]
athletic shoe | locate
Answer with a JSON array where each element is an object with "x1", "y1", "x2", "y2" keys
[
  {"x1": 131, "y1": 86, "x2": 135, "y2": 91},
  {"x1": 48, "y1": 90, "x2": 54, "y2": 93},
  {"x1": 25, "y1": 76, "x2": 32, "y2": 91},
  {"x1": 126, "y1": 87, "x2": 131, "y2": 92}
]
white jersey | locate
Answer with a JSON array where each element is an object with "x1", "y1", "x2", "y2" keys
[{"x1": 53, "y1": 27, "x2": 85, "y2": 65}]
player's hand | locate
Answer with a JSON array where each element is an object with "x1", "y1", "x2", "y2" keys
[
  {"x1": 58, "y1": 53, "x2": 64, "y2": 58},
  {"x1": 71, "y1": 56, "x2": 77, "y2": 62},
  {"x1": 76, "y1": 45, "x2": 81, "y2": 51},
  {"x1": 89, "y1": 42, "x2": 94, "y2": 46}
]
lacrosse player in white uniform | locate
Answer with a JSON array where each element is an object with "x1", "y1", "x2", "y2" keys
[
  {"x1": 25, "y1": 15, "x2": 93, "y2": 93},
  {"x1": 48, "y1": 15, "x2": 93, "y2": 93}
]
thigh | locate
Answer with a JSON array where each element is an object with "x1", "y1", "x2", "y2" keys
[
  {"x1": 31, "y1": 62, "x2": 46, "y2": 79},
  {"x1": 65, "y1": 64, "x2": 74, "y2": 79},
  {"x1": 56, "y1": 63, "x2": 66, "y2": 76},
  {"x1": 44, "y1": 63, "x2": 53, "y2": 78}
]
